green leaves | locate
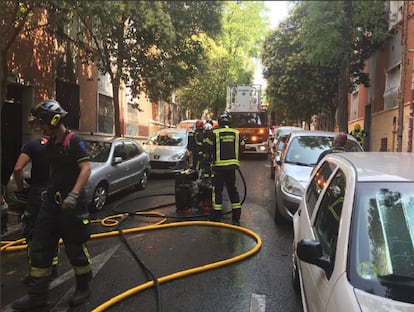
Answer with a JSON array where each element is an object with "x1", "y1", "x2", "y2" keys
[
  {"x1": 176, "y1": 1, "x2": 271, "y2": 118},
  {"x1": 261, "y1": 1, "x2": 387, "y2": 129}
]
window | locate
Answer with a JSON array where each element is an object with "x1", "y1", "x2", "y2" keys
[
  {"x1": 306, "y1": 161, "x2": 336, "y2": 217},
  {"x1": 85, "y1": 140, "x2": 111, "y2": 162},
  {"x1": 313, "y1": 169, "x2": 346, "y2": 277},
  {"x1": 350, "y1": 90, "x2": 359, "y2": 120},
  {"x1": 125, "y1": 102, "x2": 139, "y2": 137},
  {"x1": 98, "y1": 93, "x2": 114, "y2": 134},
  {"x1": 124, "y1": 141, "x2": 139, "y2": 158},
  {"x1": 349, "y1": 182, "x2": 414, "y2": 304},
  {"x1": 384, "y1": 65, "x2": 400, "y2": 110},
  {"x1": 114, "y1": 143, "x2": 127, "y2": 161}
]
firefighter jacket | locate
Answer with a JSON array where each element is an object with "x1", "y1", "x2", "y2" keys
[
  {"x1": 349, "y1": 129, "x2": 367, "y2": 145},
  {"x1": 204, "y1": 125, "x2": 243, "y2": 169}
]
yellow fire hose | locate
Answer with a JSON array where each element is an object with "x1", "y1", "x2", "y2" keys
[{"x1": 1, "y1": 213, "x2": 262, "y2": 311}]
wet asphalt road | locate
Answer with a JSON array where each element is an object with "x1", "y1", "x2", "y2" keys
[{"x1": 1, "y1": 155, "x2": 303, "y2": 312}]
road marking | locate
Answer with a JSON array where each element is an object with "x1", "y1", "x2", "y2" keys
[
  {"x1": 50, "y1": 244, "x2": 121, "y2": 312},
  {"x1": 250, "y1": 293, "x2": 266, "y2": 312},
  {"x1": 2, "y1": 244, "x2": 120, "y2": 312}
]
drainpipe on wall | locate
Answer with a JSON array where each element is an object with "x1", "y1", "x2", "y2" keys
[
  {"x1": 406, "y1": 7, "x2": 414, "y2": 152},
  {"x1": 397, "y1": 2, "x2": 409, "y2": 152}
]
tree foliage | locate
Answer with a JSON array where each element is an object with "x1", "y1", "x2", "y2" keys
[
  {"x1": 68, "y1": 1, "x2": 222, "y2": 136},
  {"x1": 176, "y1": 1, "x2": 271, "y2": 118},
  {"x1": 0, "y1": 0, "x2": 53, "y2": 110},
  {"x1": 262, "y1": 1, "x2": 387, "y2": 130},
  {"x1": 261, "y1": 4, "x2": 338, "y2": 127}
]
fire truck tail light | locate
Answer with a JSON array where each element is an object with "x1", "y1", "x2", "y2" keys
[
  {"x1": 259, "y1": 128, "x2": 265, "y2": 134},
  {"x1": 251, "y1": 136, "x2": 258, "y2": 142}
]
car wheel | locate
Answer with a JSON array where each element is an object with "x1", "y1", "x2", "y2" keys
[
  {"x1": 89, "y1": 182, "x2": 108, "y2": 212},
  {"x1": 292, "y1": 243, "x2": 300, "y2": 293},
  {"x1": 136, "y1": 170, "x2": 148, "y2": 190}
]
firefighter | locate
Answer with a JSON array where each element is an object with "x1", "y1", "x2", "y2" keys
[
  {"x1": 316, "y1": 132, "x2": 348, "y2": 164},
  {"x1": 349, "y1": 123, "x2": 367, "y2": 146},
  {"x1": 12, "y1": 99, "x2": 92, "y2": 311},
  {"x1": 12, "y1": 119, "x2": 59, "y2": 285},
  {"x1": 188, "y1": 120, "x2": 205, "y2": 171},
  {"x1": 204, "y1": 112, "x2": 244, "y2": 225}
]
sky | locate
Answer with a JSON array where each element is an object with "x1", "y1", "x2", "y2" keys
[{"x1": 253, "y1": 1, "x2": 291, "y2": 87}]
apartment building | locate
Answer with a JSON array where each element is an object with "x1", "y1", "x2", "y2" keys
[
  {"x1": 1, "y1": 4, "x2": 183, "y2": 184},
  {"x1": 349, "y1": 1, "x2": 414, "y2": 152}
]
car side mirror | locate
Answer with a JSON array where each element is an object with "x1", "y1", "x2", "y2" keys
[
  {"x1": 297, "y1": 239, "x2": 330, "y2": 272},
  {"x1": 276, "y1": 158, "x2": 282, "y2": 165},
  {"x1": 113, "y1": 156, "x2": 123, "y2": 165}
]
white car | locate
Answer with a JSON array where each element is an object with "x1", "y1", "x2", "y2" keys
[
  {"x1": 143, "y1": 128, "x2": 191, "y2": 174},
  {"x1": 292, "y1": 152, "x2": 414, "y2": 312}
]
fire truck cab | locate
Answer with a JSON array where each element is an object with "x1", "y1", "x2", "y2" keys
[{"x1": 226, "y1": 85, "x2": 268, "y2": 155}]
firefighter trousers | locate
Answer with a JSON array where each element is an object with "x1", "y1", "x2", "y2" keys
[
  {"x1": 29, "y1": 203, "x2": 91, "y2": 278},
  {"x1": 212, "y1": 168, "x2": 241, "y2": 211}
]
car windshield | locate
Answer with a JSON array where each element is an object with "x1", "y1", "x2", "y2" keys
[
  {"x1": 85, "y1": 140, "x2": 112, "y2": 162},
  {"x1": 149, "y1": 131, "x2": 186, "y2": 146},
  {"x1": 285, "y1": 136, "x2": 332, "y2": 165},
  {"x1": 349, "y1": 182, "x2": 414, "y2": 304}
]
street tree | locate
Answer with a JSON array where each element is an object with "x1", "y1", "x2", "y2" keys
[
  {"x1": 0, "y1": 1, "x2": 51, "y2": 111},
  {"x1": 261, "y1": 4, "x2": 339, "y2": 128},
  {"x1": 298, "y1": 0, "x2": 387, "y2": 132},
  {"x1": 72, "y1": 1, "x2": 222, "y2": 136},
  {"x1": 176, "y1": 1, "x2": 271, "y2": 118}
]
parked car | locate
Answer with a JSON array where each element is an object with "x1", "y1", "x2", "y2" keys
[
  {"x1": 269, "y1": 134, "x2": 288, "y2": 179},
  {"x1": 274, "y1": 130, "x2": 362, "y2": 223},
  {"x1": 268, "y1": 125, "x2": 302, "y2": 163},
  {"x1": 178, "y1": 119, "x2": 199, "y2": 130},
  {"x1": 292, "y1": 152, "x2": 414, "y2": 312},
  {"x1": 6, "y1": 136, "x2": 151, "y2": 212},
  {"x1": 143, "y1": 128, "x2": 191, "y2": 174},
  {"x1": 273, "y1": 126, "x2": 303, "y2": 141},
  {"x1": 83, "y1": 136, "x2": 151, "y2": 211}
]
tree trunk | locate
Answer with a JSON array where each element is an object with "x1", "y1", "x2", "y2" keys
[
  {"x1": 337, "y1": 0, "x2": 353, "y2": 133},
  {"x1": 112, "y1": 80, "x2": 121, "y2": 137}
]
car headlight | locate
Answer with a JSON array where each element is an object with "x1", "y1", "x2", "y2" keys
[
  {"x1": 169, "y1": 151, "x2": 186, "y2": 161},
  {"x1": 281, "y1": 175, "x2": 305, "y2": 197}
]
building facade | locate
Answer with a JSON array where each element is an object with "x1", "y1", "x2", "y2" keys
[{"x1": 348, "y1": 1, "x2": 414, "y2": 152}]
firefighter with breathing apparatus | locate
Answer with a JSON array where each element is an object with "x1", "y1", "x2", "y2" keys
[
  {"x1": 12, "y1": 99, "x2": 92, "y2": 311},
  {"x1": 204, "y1": 112, "x2": 244, "y2": 225}
]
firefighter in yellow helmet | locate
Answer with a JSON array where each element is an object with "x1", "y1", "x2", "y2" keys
[
  {"x1": 203, "y1": 112, "x2": 245, "y2": 225},
  {"x1": 349, "y1": 123, "x2": 367, "y2": 146}
]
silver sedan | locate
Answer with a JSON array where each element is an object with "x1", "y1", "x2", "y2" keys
[{"x1": 83, "y1": 136, "x2": 151, "y2": 211}]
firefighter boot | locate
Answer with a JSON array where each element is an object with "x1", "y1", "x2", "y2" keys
[
  {"x1": 69, "y1": 271, "x2": 92, "y2": 307},
  {"x1": 12, "y1": 276, "x2": 50, "y2": 311},
  {"x1": 232, "y1": 209, "x2": 241, "y2": 226},
  {"x1": 209, "y1": 210, "x2": 222, "y2": 222},
  {"x1": 24, "y1": 265, "x2": 58, "y2": 286}
]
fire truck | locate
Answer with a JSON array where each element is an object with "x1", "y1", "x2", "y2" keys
[{"x1": 226, "y1": 84, "x2": 268, "y2": 155}]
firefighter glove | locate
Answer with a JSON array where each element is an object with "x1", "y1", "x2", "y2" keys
[{"x1": 62, "y1": 192, "x2": 79, "y2": 211}]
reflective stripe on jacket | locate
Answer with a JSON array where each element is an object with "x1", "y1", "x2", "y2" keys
[{"x1": 205, "y1": 126, "x2": 240, "y2": 168}]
